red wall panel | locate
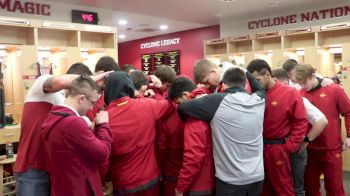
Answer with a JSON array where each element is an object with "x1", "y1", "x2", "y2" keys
[{"x1": 118, "y1": 25, "x2": 220, "y2": 79}]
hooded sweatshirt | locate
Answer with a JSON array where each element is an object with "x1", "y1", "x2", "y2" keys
[
  {"x1": 41, "y1": 105, "x2": 112, "y2": 196},
  {"x1": 101, "y1": 72, "x2": 174, "y2": 193}
]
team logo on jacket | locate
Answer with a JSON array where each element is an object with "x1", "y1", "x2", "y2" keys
[
  {"x1": 320, "y1": 93, "x2": 327, "y2": 98},
  {"x1": 271, "y1": 101, "x2": 278, "y2": 106}
]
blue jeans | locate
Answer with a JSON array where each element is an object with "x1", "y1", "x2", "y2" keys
[{"x1": 15, "y1": 169, "x2": 50, "y2": 196}]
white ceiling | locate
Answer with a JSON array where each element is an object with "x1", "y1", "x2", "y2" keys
[{"x1": 48, "y1": 0, "x2": 348, "y2": 42}]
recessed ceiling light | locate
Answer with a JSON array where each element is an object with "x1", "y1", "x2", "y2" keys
[
  {"x1": 160, "y1": 25, "x2": 168, "y2": 30},
  {"x1": 118, "y1": 20, "x2": 127, "y2": 25},
  {"x1": 216, "y1": 13, "x2": 223, "y2": 17},
  {"x1": 220, "y1": 0, "x2": 236, "y2": 2},
  {"x1": 118, "y1": 34, "x2": 126, "y2": 39},
  {"x1": 269, "y1": 2, "x2": 280, "y2": 7}
]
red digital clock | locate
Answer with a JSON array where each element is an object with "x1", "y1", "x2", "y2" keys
[{"x1": 72, "y1": 10, "x2": 98, "y2": 25}]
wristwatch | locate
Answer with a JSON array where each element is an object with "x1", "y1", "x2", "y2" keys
[{"x1": 304, "y1": 136, "x2": 311, "y2": 143}]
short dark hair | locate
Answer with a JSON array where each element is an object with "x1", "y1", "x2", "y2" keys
[
  {"x1": 247, "y1": 59, "x2": 272, "y2": 75},
  {"x1": 221, "y1": 68, "x2": 246, "y2": 88},
  {"x1": 168, "y1": 77, "x2": 196, "y2": 100},
  {"x1": 67, "y1": 75, "x2": 100, "y2": 98},
  {"x1": 129, "y1": 70, "x2": 148, "y2": 90},
  {"x1": 282, "y1": 59, "x2": 298, "y2": 72},
  {"x1": 95, "y1": 56, "x2": 120, "y2": 72},
  {"x1": 154, "y1": 65, "x2": 176, "y2": 84},
  {"x1": 122, "y1": 64, "x2": 136, "y2": 73},
  {"x1": 66, "y1": 63, "x2": 92, "y2": 75},
  {"x1": 272, "y1": 68, "x2": 289, "y2": 81}
]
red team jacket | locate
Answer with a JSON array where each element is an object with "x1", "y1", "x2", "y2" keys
[
  {"x1": 176, "y1": 117, "x2": 215, "y2": 194},
  {"x1": 86, "y1": 94, "x2": 105, "y2": 121},
  {"x1": 301, "y1": 83, "x2": 350, "y2": 150},
  {"x1": 174, "y1": 87, "x2": 215, "y2": 194},
  {"x1": 104, "y1": 96, "x2": 174, "y2": 193},
  {"x1": 156, "y1": 102, "x2": 184, "y2": 180},
  {"x1": 264, "y1": 82, "x2": 308, "y2": 154},
  {"x1": 41, "y1": 105, "x2": 112, "y2": 196}
]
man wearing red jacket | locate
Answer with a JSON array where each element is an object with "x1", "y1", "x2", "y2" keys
[
  {"x1": 247, "y1": 59, "x2": 308, "y2": 196},
  {"x1": 272, "y1": 68, "x2": 329, "y2": 196},
  {"x1": 293, "y1": 64, "x2": 350, "y2": 196},
  {"x1": 102, "y1": 72, "x2": 174, "y2": 196},
  {"x1": 175, "y1": 116, "x2": 215, "y2": 196},
  {"x1": 175, "y1": 86, "x2": 215, "y2": 196},
  {"x1": 15, "y1": 64, "x2": 108, "y2": 195},
  {"x1": 156, "y1": 76, "x2": 196, "y2": 196},
  {"x1": 41, "y1": 75, "x2": 112, "y2": 196}
]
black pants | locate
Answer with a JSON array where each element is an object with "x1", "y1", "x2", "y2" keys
[
  {"x1": 291, "y1": 149, "x2": 307, "y2": 196},
  {"x1": 216, "y1": 178, "x2": 263, "y2": 196}
]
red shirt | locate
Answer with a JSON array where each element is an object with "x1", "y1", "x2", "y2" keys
[
  {"x1": 105, "y1": 97, "x2": 174, "y2": 192},
  {"x1": 264, "y1": 81, "x2": 308, "y2": 154},
  {"x1": 41, "y1": 105, "x2": 112, "y2": 196},
  {"x1": 301, "y1": 84, "x2": 350, "y2": 150},
  {"x1": 15, "y1": 75, "x2": 65, "y2": 173},
  {"x1": 15, "y1": 102, "x2": 53, "y2": 172},
  {"x1": 156, "y1": 102, "x2": 184, "y2": 180},
  {"x1": 176, "y1": 117, "x2": 215, "y2": 194}
]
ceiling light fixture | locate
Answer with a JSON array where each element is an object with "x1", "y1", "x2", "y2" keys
[
  {"x1": 118, "y1": 34, "x2": 126, "y2": 39},
  {"x1": 118, "y1": 20, "x2": 127, "y2": 25},
  {"x1": 220, "y1": 0, "x2": 235, "y2": 2},
  {"x1": 160, "y1": 25, "x2": 168, "y2": 30},
  {"x1": 216, "y1": 13, "x2": 223, "y2": 17}
]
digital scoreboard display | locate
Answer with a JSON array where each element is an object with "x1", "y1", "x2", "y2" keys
[{"x1": 72, "y1": 10, "x2": 98, "y2": 25}]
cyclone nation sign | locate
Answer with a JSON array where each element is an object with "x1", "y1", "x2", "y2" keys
[
  {"x1": 248, "y1": 5, "x2": 350, "y2": 29},
  {"x1": 0, "y1": 0, "x2": 51, "y2": 16}
]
